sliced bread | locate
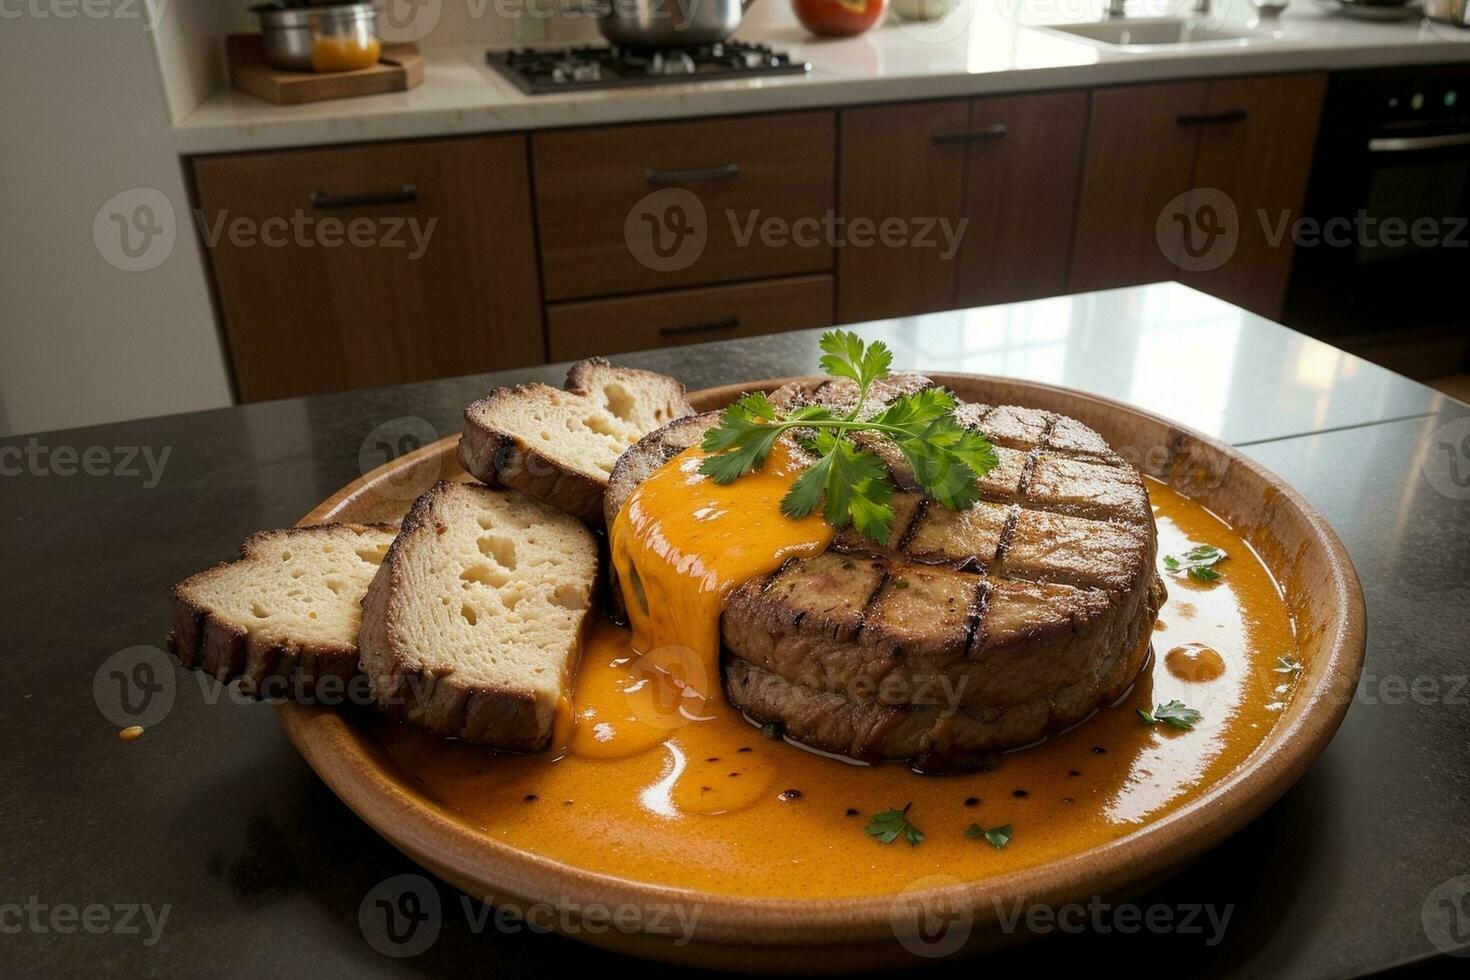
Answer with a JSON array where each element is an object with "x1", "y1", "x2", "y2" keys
[
  {"x1": 357, "y1": 481, "x2": 598, "y2": 749},
  {"x1": 458, "y1": 357, "x2": 694, "y2": 526},
  {"x1": 168, "y1": 523, "x2": 397, "y2": 697}
]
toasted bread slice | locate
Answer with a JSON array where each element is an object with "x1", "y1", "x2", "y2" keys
[
  {"x1": 459, "y1": 357, "x2": 694, "y2": 526},
  {"x1": 168, "y1": 523, "x2": 397, "y2": 697},
  {"x1": 357, "y1": 482, "x2": 598, "y2": 749}
]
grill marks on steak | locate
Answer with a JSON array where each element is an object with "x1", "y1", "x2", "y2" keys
[
  {"x1": 602, "y1": 374, "x2": 1164, "y2": 769},
  {"x1": 718, "y1": 375, "x2": 1163, "y2": 768}
]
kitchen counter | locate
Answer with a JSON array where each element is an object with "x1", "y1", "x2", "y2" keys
[
  {"x1": 174, "y1": 1, "x2": 1470, "y2": 154},
  {"x1": 3, "y1": 283, "x2": 1468, "y2": 975}
]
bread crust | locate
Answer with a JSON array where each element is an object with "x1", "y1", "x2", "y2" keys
[
  {"x1": 459, "y1": 384, "x2": 609, "y2": 526},
  {"x1": 166, "y1": 523, "x2": 395, "y2": 700},
  {"x1": 357, "y1": 482, "x2": 598, "y2": 750},
  {"x1": 459, "y1": 359, "x2": 696, "y2": 527}
]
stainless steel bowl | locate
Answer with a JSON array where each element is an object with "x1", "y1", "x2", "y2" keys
[
  {"x1": 1424, "y1": 0, "x2": 1470, "y2": 25},
  {"x1": 250, "y1": 3, "x2": 379, "y2": 72},
  {"x1": 587, "y1": 0, "x2": 758, "y2": 47}
]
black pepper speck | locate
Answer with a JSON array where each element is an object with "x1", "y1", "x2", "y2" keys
[
  {"x1": 964, "y1": 797, "x2": 980, "y2": 807},
  {"x1": 1012, "y1": 789, "x2": 1028, "y2": 798}
]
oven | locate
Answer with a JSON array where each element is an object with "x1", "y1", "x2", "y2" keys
[{"x1": 1282, "y1": 63, "x2": 1470, "y2": 367}]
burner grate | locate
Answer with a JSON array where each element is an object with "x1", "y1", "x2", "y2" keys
[{"x1": 486, "y1": 42, "x2": 810, "y2": 94}]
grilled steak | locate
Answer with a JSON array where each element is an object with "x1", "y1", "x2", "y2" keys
[{"x1": 605, "y1": 375, "x2": 1165, "y2": 770}]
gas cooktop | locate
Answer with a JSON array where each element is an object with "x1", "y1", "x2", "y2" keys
[{"x1": 486, "y1": 43, "x2": 810, "y2": 95}]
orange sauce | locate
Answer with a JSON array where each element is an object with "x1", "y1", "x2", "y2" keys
[{"x1": 375, "y1": 472, "x2": 1301, "y2": 899}]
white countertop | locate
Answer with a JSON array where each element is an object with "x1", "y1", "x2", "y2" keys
[{"x1": 174, "y1": 0, "x2": 1470, "y2": 154}]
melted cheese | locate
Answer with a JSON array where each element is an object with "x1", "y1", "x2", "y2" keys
[
  {"x1": 574, "y1": 441, "x2": 832, "y2": 761},
  {"x1": 374, "y1": 475, "x2": 1301, "y2": 899}
]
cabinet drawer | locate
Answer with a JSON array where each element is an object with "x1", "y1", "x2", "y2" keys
[
  {"x1": 546, "y1": 275, "x2": 833, "y2": 361},
  {"x1": 193, "y1": 136, "x2": 543, "y2": 401},
  {"x1": 533, "y1": 113, "x2": 836, "y2": 301}
]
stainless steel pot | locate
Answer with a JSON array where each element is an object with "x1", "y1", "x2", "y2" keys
[
  {"x1": 250, "y1": 2, "x2": 379, "y2": 72},
  {"x1": 587, "y1": 0, "x2": 759, "y2": 47},
  {"x1": 1424, "y1": 0, "x2": 1470, "y2": 26}
]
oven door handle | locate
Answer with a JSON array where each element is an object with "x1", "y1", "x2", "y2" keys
[{"x1": 1367, "y1": 132, "x2": 1470, "y2": 153}]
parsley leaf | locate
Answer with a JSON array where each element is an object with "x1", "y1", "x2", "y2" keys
[
  {"x1": 965, "y1": 823, "x2": 1013, "y2": 849},
  {"x1": 1138, "y1": 700, "x2": 1203, "y2": 731},
  {"x1": 697, "y1": 331, "x2": 999, "y2": 543},
  {"x1": 866, "y1": 803, "x2": 924, "y2": 846},
  {"x1": 1162, "y1": 544, "x2": 1227, "y2": 582}
]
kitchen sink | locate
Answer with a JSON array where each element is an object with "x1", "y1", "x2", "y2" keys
[{"x1": 1041, "y1": 18, "x2": 1271, "y2": 51}]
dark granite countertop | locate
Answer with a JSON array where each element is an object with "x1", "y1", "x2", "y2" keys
[{"x1": 3, "y1": 284, "x2": 1466, "y2": 977}]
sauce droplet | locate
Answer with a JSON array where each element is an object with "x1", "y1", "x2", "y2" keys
[{"x1": 1165, "y1": 643, "x2": 1227, "y2": 682}]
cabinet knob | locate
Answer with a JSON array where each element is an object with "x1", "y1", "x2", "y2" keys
[
  {"x1": 657, "y1": 316, "x2": 741, "y2": 338},
  {"x1": 931, "y1": 125, "x2": 1008, "y2": 145},
  {"x1": 1176, "y1": 110, "x2": 1248, "y2": 127},
  {"x1": 308, "y1": 185, "x2": 418, "y2": 208},
  {"x1": 644, "y1": 164, "x2": 741, "y2": 185}
]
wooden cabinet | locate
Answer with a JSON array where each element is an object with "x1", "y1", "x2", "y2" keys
[
  {"x1": 837, "y1": 92, "x2": 1087, "y2": 323},
  {"x1": 547, "y1": 274, "x2": 833, "y2": 361},
  {"x1": 193, "y1": 136, "x2": 543, "y2": 402},
  {"x1": 1070, "y1": 74, "x2": 1326, "y2": 319},
  {"x1": 533, "y1": 112, "x2": 836, "y2": 301}
]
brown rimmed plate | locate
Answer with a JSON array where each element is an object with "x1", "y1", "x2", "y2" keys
[{"x1": 278, "y1": 374, "x2": 1365, "y2": 972}]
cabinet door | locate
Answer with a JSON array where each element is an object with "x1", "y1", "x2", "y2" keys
[
  {"x1": 954, "y1": 91, "x2": 1088, "y2": 307},
  {"x1": 1181, "y1": 73, "x2": 1327, "y2": 319},
  {"x1": 837, "y1": 99, "x2": 970, "y2": 323},
  {"x1": 534, "y1": 112, "x2": 835, "y2": 301},
  {"x1": 1069, "y1": 82, "x2": 1209, "y2": 294},
  {"x1": 194, "y1": 136, "x2": 543, "y2": 402}
]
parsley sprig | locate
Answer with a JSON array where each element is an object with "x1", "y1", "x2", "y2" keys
[
  {"x1": 1138, "y1": 700, "x2": 1203, "y2": 731},
  {"x1": 1163, "y1": 544, "x2": 1227, "y2": 582},
  {"x1": 698, "y1": 331, "x2": 998, "y2": 543},
  {"x1": 866, "y1": 803, "x2": 924, "y2": 846}
]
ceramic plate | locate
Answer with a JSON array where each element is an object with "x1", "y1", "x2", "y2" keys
[{"x1": 277, "y1": 374, "x2": 1365, "y2": 971}]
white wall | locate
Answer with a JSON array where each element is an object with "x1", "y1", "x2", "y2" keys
[
  {"x1": 0, "y1": 2, "x2": 234, "y2": 437},
  {"x1": 0, "y1": 1, "x2": 709, "y2": 437}
]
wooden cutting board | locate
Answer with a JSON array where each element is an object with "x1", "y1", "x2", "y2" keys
[{"x1": 226, "y1": 33, "x2": 423, "y2": 106}]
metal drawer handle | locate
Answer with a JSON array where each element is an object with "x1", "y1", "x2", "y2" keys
[
  {"x1": 644, "y1": 164, "x2": 740, "y2": 185},
  {"x1": 1368, "y1": 132, "x2": 1470, "y2": 153},
  {"x1": 931, "y1": 124, "x2": 1008, "y2": 144},
  {"x1": 1177, "y1": 110, "x2": 1248, "y2": 127},
  {"x1": 309, "y1": 185, "x2": 418, "y2": 208},
  {"x1": 657, "y1": 316, "x2": 741, "y2": 338}
]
